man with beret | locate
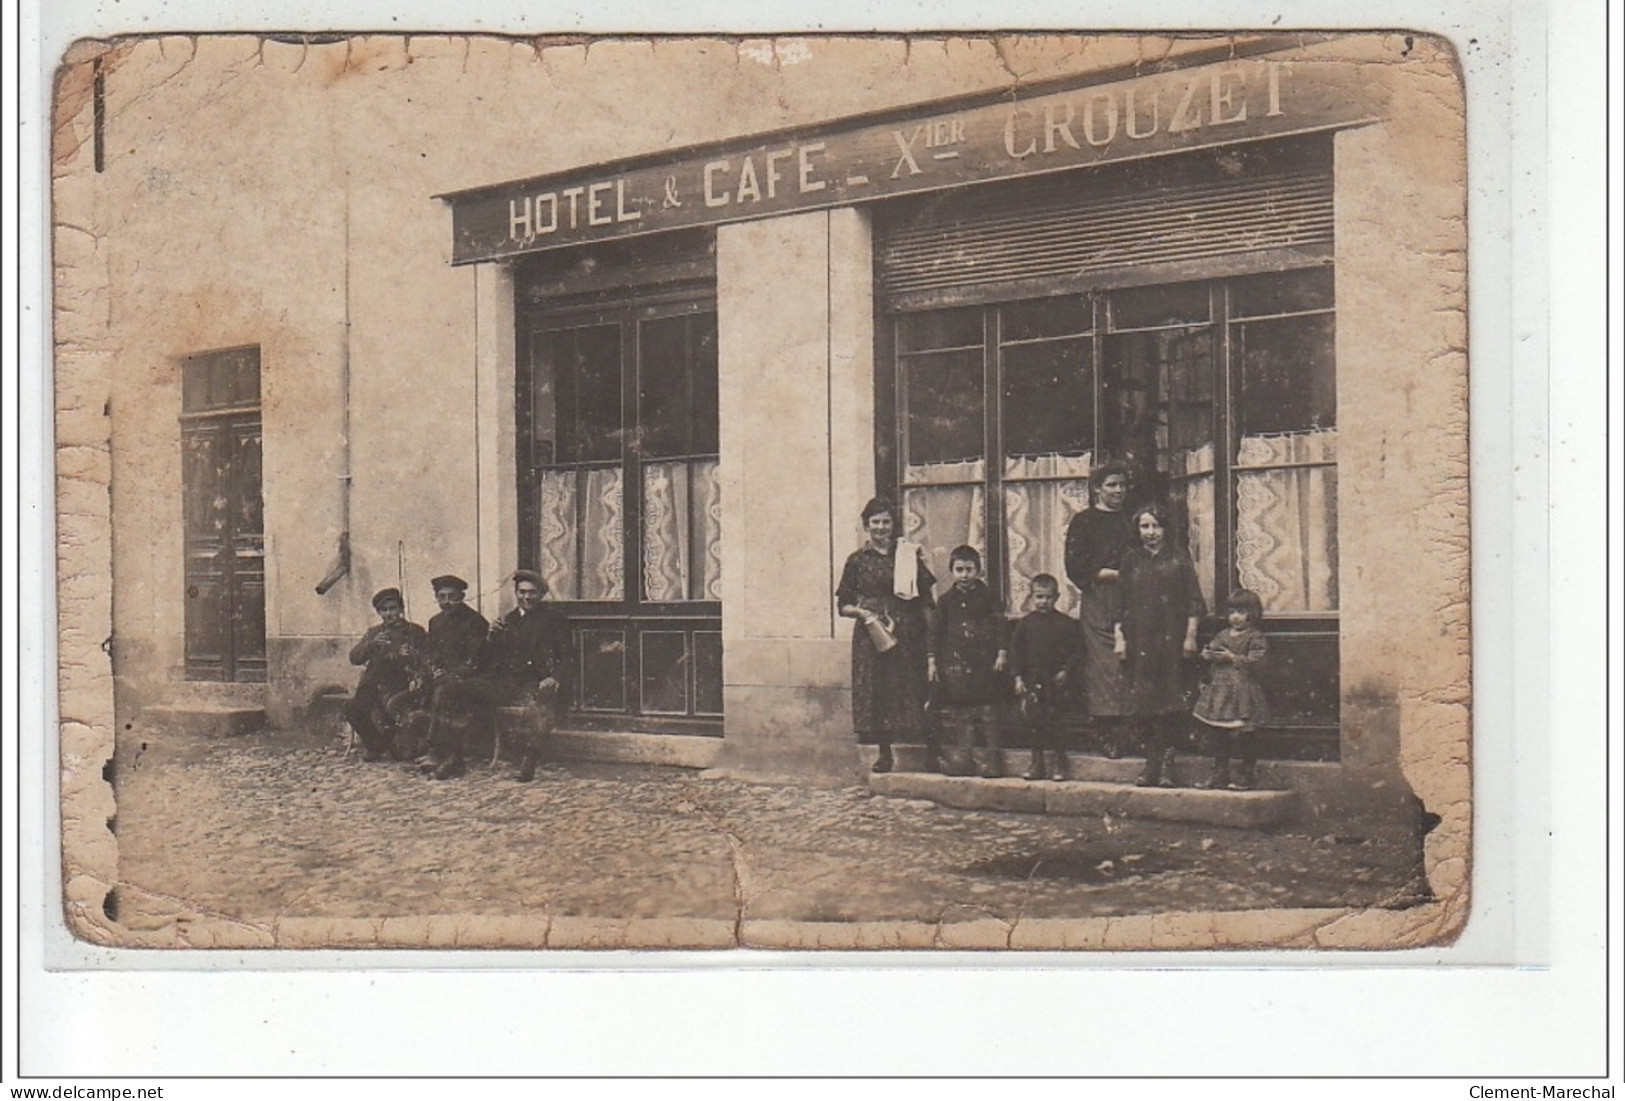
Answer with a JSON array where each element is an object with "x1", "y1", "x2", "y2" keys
[
  {"x1": 426, "y1": 570, "x2": 567, "y2": 782},
  {"x1": 401, "y1": 574, "x2": 490, "y2": 777},
  {"x1": 345, "y1": 588, "x2": 428, "y2": 761}
]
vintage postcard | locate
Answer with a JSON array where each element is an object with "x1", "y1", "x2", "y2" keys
[{"x1": 52, "y1": 30, "x2": 1469, "y2": 951}]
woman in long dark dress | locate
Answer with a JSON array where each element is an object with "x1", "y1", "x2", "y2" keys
[
  {"x1": 1114, "y1": 503, "x2": 1206, "y2": 787},
  {"x1": 1062, "y1": 461, "x2": 1137, "y2": 756},
  {"x1": 836, "y1": 498, "x2": 937, "y2": 774}
]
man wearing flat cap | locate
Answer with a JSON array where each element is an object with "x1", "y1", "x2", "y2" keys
[
  {"x1": 345, "y1": 588, "x2": 428, "y2": 761},
  {"x1": 426, "y1": 570, "x2": 566, "y2": 782},
  {"x1": 398, "y1": 574, "x2": 490, "y2": 774}
]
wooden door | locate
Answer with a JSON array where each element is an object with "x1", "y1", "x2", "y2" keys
[{"x1": 181, "y1": 348, "x2": 266, "y2": 682}]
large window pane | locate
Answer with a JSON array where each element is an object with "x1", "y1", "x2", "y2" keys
[
  {"x1": 536, "y1": 324, "x2": 623, "y2": 464},
  {"x1": 902, "y1": 349, "x2": 984, "y2": 470},
  {"x1": 1100, "y1": 327, "x2": 1213, "y2": 478},
  {"x1": 1000, "y1": 338, "x2": 1093, "y2": 458},
  {"x1": 638, "y1": 313, "x2": 719, "y2": 458},
  {"x1": 1236, "y1": 314, "x2": 1336, "y2": 435},
  {"x1": 638, "y1": 316, "x2": 690, "y2": 457}
]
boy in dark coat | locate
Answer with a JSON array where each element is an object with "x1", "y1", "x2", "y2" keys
[
  {"x1": 929, "y1": 545, "x2": 1008, "y2": 778},
  {"x1": 1008, "y1": 573, "x2": 1084, "y2": 782}
]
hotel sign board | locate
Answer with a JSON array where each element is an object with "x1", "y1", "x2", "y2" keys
[{"x1": 443, "y1": 56, "x2": 1383, "y2": 264}]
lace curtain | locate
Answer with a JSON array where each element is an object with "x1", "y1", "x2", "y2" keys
[
  {"x1": 902, "y1": 459, "x2": 986, "y2": 598},
  {"x1": 1235, "y1": 428, "x2": 1338, "y2": 613},
  {"x1": 538, "y1": 468, "x2": 625, "y2": 600},
  {"x1": 904, "y1": 454, "x2": 1092, "y2": 613},
  {"x1": 1003, "y1": 453, "x2": 1091, "y2": 615},
  {"x1": 642, "y1": 460, "x2": 722, "y2": 602}
]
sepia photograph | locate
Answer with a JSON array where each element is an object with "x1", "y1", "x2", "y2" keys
[{"x1": 51, "y1": 29, "x2": 1471, "y2": 952}]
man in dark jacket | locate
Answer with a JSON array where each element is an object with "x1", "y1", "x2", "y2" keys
[
  {"x1": 386, "y1": 574, "x2": 488, "y2": 762},
  {"x1": 426, "y1": 570, "x2": 566, "y2": 782},
  {"x1": 345, "y1": 587, "x2": 428, "y2": 761},
  {"x1": 400, "y1": 573, "x2": 488, "y2": 777}
]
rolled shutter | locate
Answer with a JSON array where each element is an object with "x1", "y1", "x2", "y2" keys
[{"x1": 878, "y1": 135, "x2": 1333, "y2": 309}]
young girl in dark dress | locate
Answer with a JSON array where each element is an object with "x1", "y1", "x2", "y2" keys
[
  {"x1": 1114, "y1": 504, "x2": 1207, "y2": 787},
  {"x1": 1193, "y1": 589, "x2": 1271, "y2": 790},
  {"x1": 836, "y1": 498, "x2": 937, "y2": 774}
]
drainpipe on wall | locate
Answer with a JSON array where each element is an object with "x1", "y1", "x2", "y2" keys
[{"x1": 317, "y1": 176, "x2": 354, "y2": 596}]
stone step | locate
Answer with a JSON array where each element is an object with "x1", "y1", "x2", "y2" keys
[
  {"x1": 867, "y1": 771, "x2": 1298, "y2": 829},
  {"x1": 139, "y1": 704, "x2": 267, "y2": 737},
  {"x1": 159, "y1": 680, "x2": 267, "y2": 706},
  {"x1": 873, "y1": 745, "x2": 1149, "y2": 784},
  {"x1": 551, "y1": 729, "x2": 723, "y2": 770}
]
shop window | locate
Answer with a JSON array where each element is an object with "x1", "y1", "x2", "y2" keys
[
  {"x1": 884, "y1": 267, "x2": 1338, "y2": 749},
  {"x1": 517, "y1": 235, "x2": 721, "y2": 730},
  {"x1": 638, "y1": 314, "x2": 721, "y2": 604},
  {"x1": 531, "y1": 323, "x2": 626, "y2": 601},
  {"x1": 1230, "y1": 269, "x2": 1338, "y2": 614}
]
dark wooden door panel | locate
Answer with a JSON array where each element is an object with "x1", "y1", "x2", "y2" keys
[{"x1": 183, "y1": 411, "x2": 266, "y2": 682}]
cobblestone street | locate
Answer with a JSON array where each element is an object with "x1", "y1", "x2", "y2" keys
[{"x1": 107, "y1": 724, "x2": 1431, "y2": 948}]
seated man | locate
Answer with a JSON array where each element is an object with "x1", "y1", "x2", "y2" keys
[
  {"x1": 427, "y1": 570, "x2": 566, "y2": 782},
  {"x1": 394, "y1": 573, "x2": 489, "y2": 772},
  {"x1": 345, "y1": 587, "x2": 428, "y2": 761}
]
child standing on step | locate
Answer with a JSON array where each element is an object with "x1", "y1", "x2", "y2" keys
[
  {"x1": 1193, "y1": 589, "x2": 1271, "y2": 790},
  {"x1": 1008, "y1": 573, "x2": 1083, "y2": 782},
  {"x1": 930, "y1": 545, "x2": 1009, "y2": 778}
]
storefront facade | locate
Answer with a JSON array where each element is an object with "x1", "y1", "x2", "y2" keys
[
  {"x1": 62, "y1": 34, "x2": 1466, "y2": 837},
  {"x1": 437, "y1": 41, "x2": 1417, "y2": 788}
]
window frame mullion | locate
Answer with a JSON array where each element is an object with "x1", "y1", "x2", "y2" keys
[
  {"x1": 983, "y1": 305, "x2": 1004, "y2": 603},
  {"x1": 1215, "y1": 280, "x2": 1238, "y2": 612}
]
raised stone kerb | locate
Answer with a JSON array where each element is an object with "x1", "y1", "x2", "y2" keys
[{"x1": 868, "y1": 772, "x2": 1298, "y2": 829}]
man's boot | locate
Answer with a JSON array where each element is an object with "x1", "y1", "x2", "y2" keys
[
  {"x1": 517, "y1": 749, "x2": 538, "y2": 783},
  {"x1": 433, "y1": 751, "x2": 466, "y2": 781},
  {"x1": 975, "y1": 747, "x2": 1003, "y2": 779}
]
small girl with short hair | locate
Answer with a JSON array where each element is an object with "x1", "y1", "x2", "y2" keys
[{"x1": 1193, "y1": 589, "x2": 1271, "y2": 790}]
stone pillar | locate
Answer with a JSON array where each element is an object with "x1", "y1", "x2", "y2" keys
[
  {"x1": 715, "y1": 208, "x2": 875, "y2": 779},
  {"x1": 473, "y1": 261, "x2": 519, "y2": 616}
]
